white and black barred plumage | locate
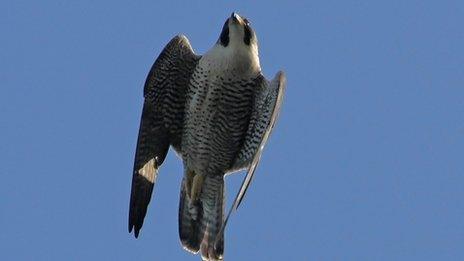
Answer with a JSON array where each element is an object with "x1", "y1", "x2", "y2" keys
[{"x1": 129, "y1": 13, "x2": 286, "y2": 260}]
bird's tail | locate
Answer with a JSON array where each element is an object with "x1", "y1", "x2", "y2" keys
[{"x1": 179, "y1": 173, "x2": 225, "y2": 260}]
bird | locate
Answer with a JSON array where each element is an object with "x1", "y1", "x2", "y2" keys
[{"x1": 128, "y1": 12, "x2": 286, "y2": 260}]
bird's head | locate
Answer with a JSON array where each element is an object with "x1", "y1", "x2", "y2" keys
[{"x1": 217, "y1": 12, "x2": 259, "y2": 56}]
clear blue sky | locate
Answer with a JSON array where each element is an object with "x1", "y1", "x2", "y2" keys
[{"x1": 1, "y1": 1, "x2": 463, "y2": 260}]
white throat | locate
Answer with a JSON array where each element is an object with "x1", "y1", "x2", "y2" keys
[{"x1": 201, "y1": 43, "x2": 261, "y2": 75}]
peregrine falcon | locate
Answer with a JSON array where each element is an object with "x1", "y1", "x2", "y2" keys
[{"x1": 129, "y1": 12, "x2": 286, "y2": 260}]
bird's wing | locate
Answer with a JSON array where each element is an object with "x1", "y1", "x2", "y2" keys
[
  {"x1": 129, "y1": 35, "x2": 200, "y2": 238},
  {"x1": 219, "y1": 71, "x2": 286, "y2": 239}
]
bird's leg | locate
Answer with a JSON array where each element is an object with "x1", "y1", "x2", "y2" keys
[
  {"x1": 185, "y1": 169, "x2": 195, "y2": 199},
  {"x1": 190, "y1": 174, "x2": 204, "y2": 202}
]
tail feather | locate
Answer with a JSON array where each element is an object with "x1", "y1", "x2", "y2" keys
[
  {"x1": 179, "y1": 176, "x2": 203, "y2": 253},
  {"x1": 179, "y1": 174, "x2": 225, "y2": 260},
  {"x1": 199, "y1": 175, "x2": 225, "y2": 261}
]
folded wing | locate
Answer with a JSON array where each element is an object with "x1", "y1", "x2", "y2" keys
[
  {"x1": 129, "y1": 35, "x2": 200, "y2": 238},
  {"x1": 218, "y1": 71, "x2": 286, "y2": 240}
]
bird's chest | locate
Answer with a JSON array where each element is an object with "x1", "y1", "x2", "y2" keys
[
  {"x1": 188, "y1": 69, "x2": 255, "y2": 126},
  {"x1": 182, "y1": 67, "x2": 256, "y2": 169}
]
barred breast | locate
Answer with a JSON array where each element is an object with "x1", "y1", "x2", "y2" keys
[{"x1": 182, "y1": 62, "x2": 257, "y2": 175}]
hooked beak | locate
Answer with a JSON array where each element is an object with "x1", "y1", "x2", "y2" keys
[{"x1": 230, "y1": 12, "x2": 244, "y2": 25}]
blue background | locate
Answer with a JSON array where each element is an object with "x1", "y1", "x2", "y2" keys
[{"x1": 2, "y1": 1, "x2": 463, "y2": 260}]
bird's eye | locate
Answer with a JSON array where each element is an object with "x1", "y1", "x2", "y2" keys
[{"x1": 243, "y1": 18, "x2": 250, "y2": 25}]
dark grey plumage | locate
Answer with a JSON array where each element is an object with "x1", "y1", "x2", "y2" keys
[
  {"x1": 129, "y1": 36, "x2": 200, "y2": 238},
  {"x1": 129, "y1": 13, "x2": 285, "y2": 261}
]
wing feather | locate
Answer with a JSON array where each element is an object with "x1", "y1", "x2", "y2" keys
[
  {"x1": 217, "y1": 71, "x2": 286, "y2": 243},
  {"x1": 234, "y1": 71, "x2": 286, "y2": 209},
  {"x1": 129, "y1": 35, "x2": 200, "y2": 237}
]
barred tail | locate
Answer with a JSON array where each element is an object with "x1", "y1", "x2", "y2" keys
[
  {"x1": 179, "y1": 176, "x2": 203, "y2": 253},
  {"x1": 179, "y1": 174, "x2": 225, "y2": 260},
  {"x1": 199, "y1": 175, "x2": 225, "y2": 261}
]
